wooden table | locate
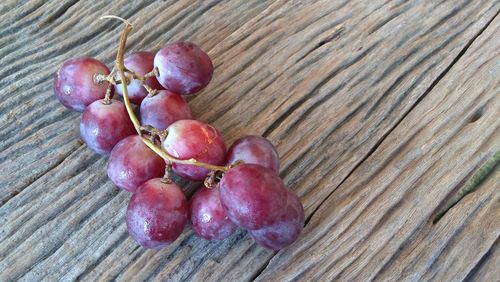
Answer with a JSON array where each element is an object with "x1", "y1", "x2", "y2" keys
[{"x1": 1, "y1": 1, "x2": 499, "y2": 281}]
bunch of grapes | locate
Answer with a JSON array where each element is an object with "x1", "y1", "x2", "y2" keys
[{"x1": 53, "y1": 18, "x2": 304, "y2": 251}]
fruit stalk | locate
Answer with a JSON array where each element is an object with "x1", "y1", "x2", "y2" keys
[{"x1": 108, "y1": 16, "x2": 229, "y2": 172}]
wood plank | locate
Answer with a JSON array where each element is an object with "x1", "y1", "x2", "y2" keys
[
  {"x1": 467, "y1": 235, "x2": 500, "y2": 281},
  {"x1": 255, "y1": 16, "x2": 500, "y2": 281},
  {"x1": 0, "y1": 0, "x2": 498, "y2": 280}
]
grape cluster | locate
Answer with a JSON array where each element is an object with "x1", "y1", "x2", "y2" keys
[{"x1": 53, "y1": 21, "x2": 304, "y2": 251}]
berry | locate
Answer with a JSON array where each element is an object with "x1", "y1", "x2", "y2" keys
[
  {"x1": 219, "y1": 164, "x2": 287, "y2": 230},
  {"x1": 115, "y1": 51, "x2": 163, "y2": 105},
  {"x1": 250, "y1": 189, "x2": 304, "y2": 250},
  {"x1": 162, "y1": 120, "x2": 226, "y2": 181},
  {"x1": 226, "y1": 135, "x2": 280, "y2": 173},
  {"x1": 189, "y1": 186, "x2": 237, "y2": 240},
  {"x1": 107, "y1": 135, "x2": 166, "y2": 192},
  {"x1": 154, "y1": 42, "x2": 213, "y2": 95},
  {"x1": 53, "y1": 57, "x2": 112, "y2": 112},
  {"x1": 140, "y1": 90, "x2": 192, "y2": 130},
  {"x1": 126, "y1": 178, "x2": 188, "y2": 249},
  {"x1": 80, "y1": 99, "x2": 135, "y2": 155}
]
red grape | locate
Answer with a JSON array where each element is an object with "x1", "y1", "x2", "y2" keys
[
  {"x1": 161, "y1": 120, "x2": 226, "y2": 181},
  {"x1": 219, "y1": 164, "x2": 287, "y2": 230},
  {"x1": 80, "y1": 99, "x2": 135, "y2": 155},
  {"x1": 126, "y1": 178, "x2": 188, "y2": 249},
  {"x1": 154, "y1": 42, "x2": 213, "y2": 95},
  {"x1": 115, "y1": 51, "x2": 163, "y2": 105},
  {"x1": 53, "y1": 57, "x2": 112, "y2": 112},
  {"x1": 226, "y1": 135, "x2": 280, "y2": 173},
  {"x1": 250, "y1": 189, "x2": 304, "y2": 250},
  {"x1": 189, "y1": 186, "x2": 237, "y2": 240},
  {"x1": 140, "y1": 90, "x2": 192, "y2": 130},
  {"x1": 107, "y1": 135, "x2": 166, "y2": 192}
]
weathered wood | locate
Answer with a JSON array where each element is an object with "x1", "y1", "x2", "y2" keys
[
  {"x1": 468, "y1": 234, "x2": 500, "y2": 282},
  {"x1": 256, "y1": 16, "x2": 500, "y2": 281},
  {"x1": 0, "y1": 0, "x2": 498, "y2": 281}
]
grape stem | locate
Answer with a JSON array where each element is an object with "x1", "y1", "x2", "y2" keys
[
  {"x1": 104, "y1": 16, "x2": 230, "y2": 173},
  {"x1": 103, "y1": 68, "x2": 116, "y2": 104},
  {"x1": 124, "y1": 69, "x2": 159, "y2": 96}
]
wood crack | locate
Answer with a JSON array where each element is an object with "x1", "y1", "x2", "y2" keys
[
  {"x1": 335, "y1": 0, "x2": 499, "y2": 236},
  {"x1": 251, "y1": 7, "x2": 498, "y2": 282},
  {"x1": 463, "y1": 236, "x2": 499, "y2": 281},
  {"x1": 295, "y1": 25, "x2": 345, "y2": 63},
  {"x1": 262, "y1": 40, "x2": 381, "y2": 138}
]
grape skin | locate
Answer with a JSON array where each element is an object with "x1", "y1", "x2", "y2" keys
[
  {"x1": 107, "y1": 135, "x2": 166, "y2": 192},
  {"x1": 226, "y1": 135, "x2": 280, "y2": 174},
  {"x1": 126, "y1": 179, "x2": 188, "y2": 249},
  {"x1": 189, "y1": 186, "x2": 237, "y2": 241},
  {"x1": 154, "y1": 42, "x2": 213, "y2": 95},
  {"x1": 80, "y1": 99, "x2": 135, "y2": 155},
  {"x1": 162, "y1": 120, "x2": 226, "y2": 181},
  {"x1": 250, "y1": 189, "x2": 305, "y2": 250},
  {"x1": 115, "y1": 51, "x2": 163, "y2": 105},
  {"x1": 219, "y1": 164, "x2": 287, "y2": 230},
  {"x1": 140, "y1": 90, "x2": 192, "y2": 130},
  {"x1": 53, "y1": 57, "x2": 112, "y2": 112},
  {"x1": 54, "y1": 31, "x2": 307, "y2": 249}
]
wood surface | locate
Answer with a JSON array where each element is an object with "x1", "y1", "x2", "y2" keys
[{"x1": 0, "y1": 0, "x2": 498, "y2": 281}]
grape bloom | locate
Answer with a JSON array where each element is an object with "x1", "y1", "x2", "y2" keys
[
  {"x1": 219, "y1": 164, "x2": 288, "y2": 230},
  {"x1": 54, "y1": 57, "x2": 112, "y2": 112},
  {"x1": 107, "y1": 135, "x2": 165, "y2": 192},
  {"x1": 127, "y1": 179, "x2": 188, "y2": 249},
  {"x1": 226, "y1": 135, "x2": 280, "y2": 173},
  {"x1": 189, "y1": 186, "x2": 237, "y2": 240},
  {"x1": 80, "y1": 99, "x2": 135, "y2": 155},
  {"x1": 140, "y1": 90, "x2": 192, "y2": 130},
  {"x1": 154, "y1": 42, "x2": 213, "y2": 95}
]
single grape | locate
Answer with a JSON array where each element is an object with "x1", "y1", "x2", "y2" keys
[
  {"x1": 250, "y1": 189, "x2": 304, "y2": 250},
  {"x1": 189, "y1": 185, "x2": 237, "y2": 241},
  {"x1": 115, "y1": 51, "x2": 163, "y2": 105},
  {"x1": 161, "y1": 120, "x2": 226, "y2": 181},
  {"x1": 107, "y1": 135, "x2": 166, "y2": 192},
  {"x1": 226, "y1": 135, "x2": 280, "y2": 174},
  {"x1": 126, "y1": 178, "x2": 188, "y2": 249},
  {"x1": 140, "y1": 90, "x2": 192, "y2": 130},
  {"x1": 53, "y1": 57, "x2": 112, "y2": 112},
  {"x1": 80, "y1": 99, "x2": 135, "y2": 155},
  {"x1": 219, "y1": 164, "x2": 287, "y2": 230},
  {"x1": 154, "y1": 42, "x2": 213, "y2": 95}
]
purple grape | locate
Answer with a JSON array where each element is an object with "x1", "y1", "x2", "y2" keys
[
  {"x1": 219, "y1": 164, "x2": 287, "y2": 230},
  {"x1": 107, "y1": 135, "x2": 166, "y2": 192},
  {"x1": 53, "y1": 57, "x2": 112, "y2": 112},
  {"x1": 140, "y1": 90, "x2": 192, "y2": 130},
  {"x1": 80, "y1": 99, "x2": 135, "y2": 155},
  {"x1": 189, "y1": 186, "x2": 237, "y2": 241},
  {"x1": 250, "y1": 189, "x2": 304, "y2": 250},
  {"x1": 115, "y1": 51, "x2": 163, "y2": 105},
  {"x1": 161, "y1": 120, "x2": 226, "y2": 181},
  {"x1": 126, "y1": 178, "x2": 188, "y2": 249},
  {"x1": 154, "y1": 42, "x2": 213, "y2": 95},
  {"x1": 226, "y1": 135, "x2": 280, "y2": 173}
]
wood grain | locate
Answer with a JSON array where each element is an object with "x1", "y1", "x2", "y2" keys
[
  {"x1": 256, "y1": 16, "x2": 500, "y2": 281},
  {"x1": 0, "y1": 0, "x2": 498, "y2": 281}
]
